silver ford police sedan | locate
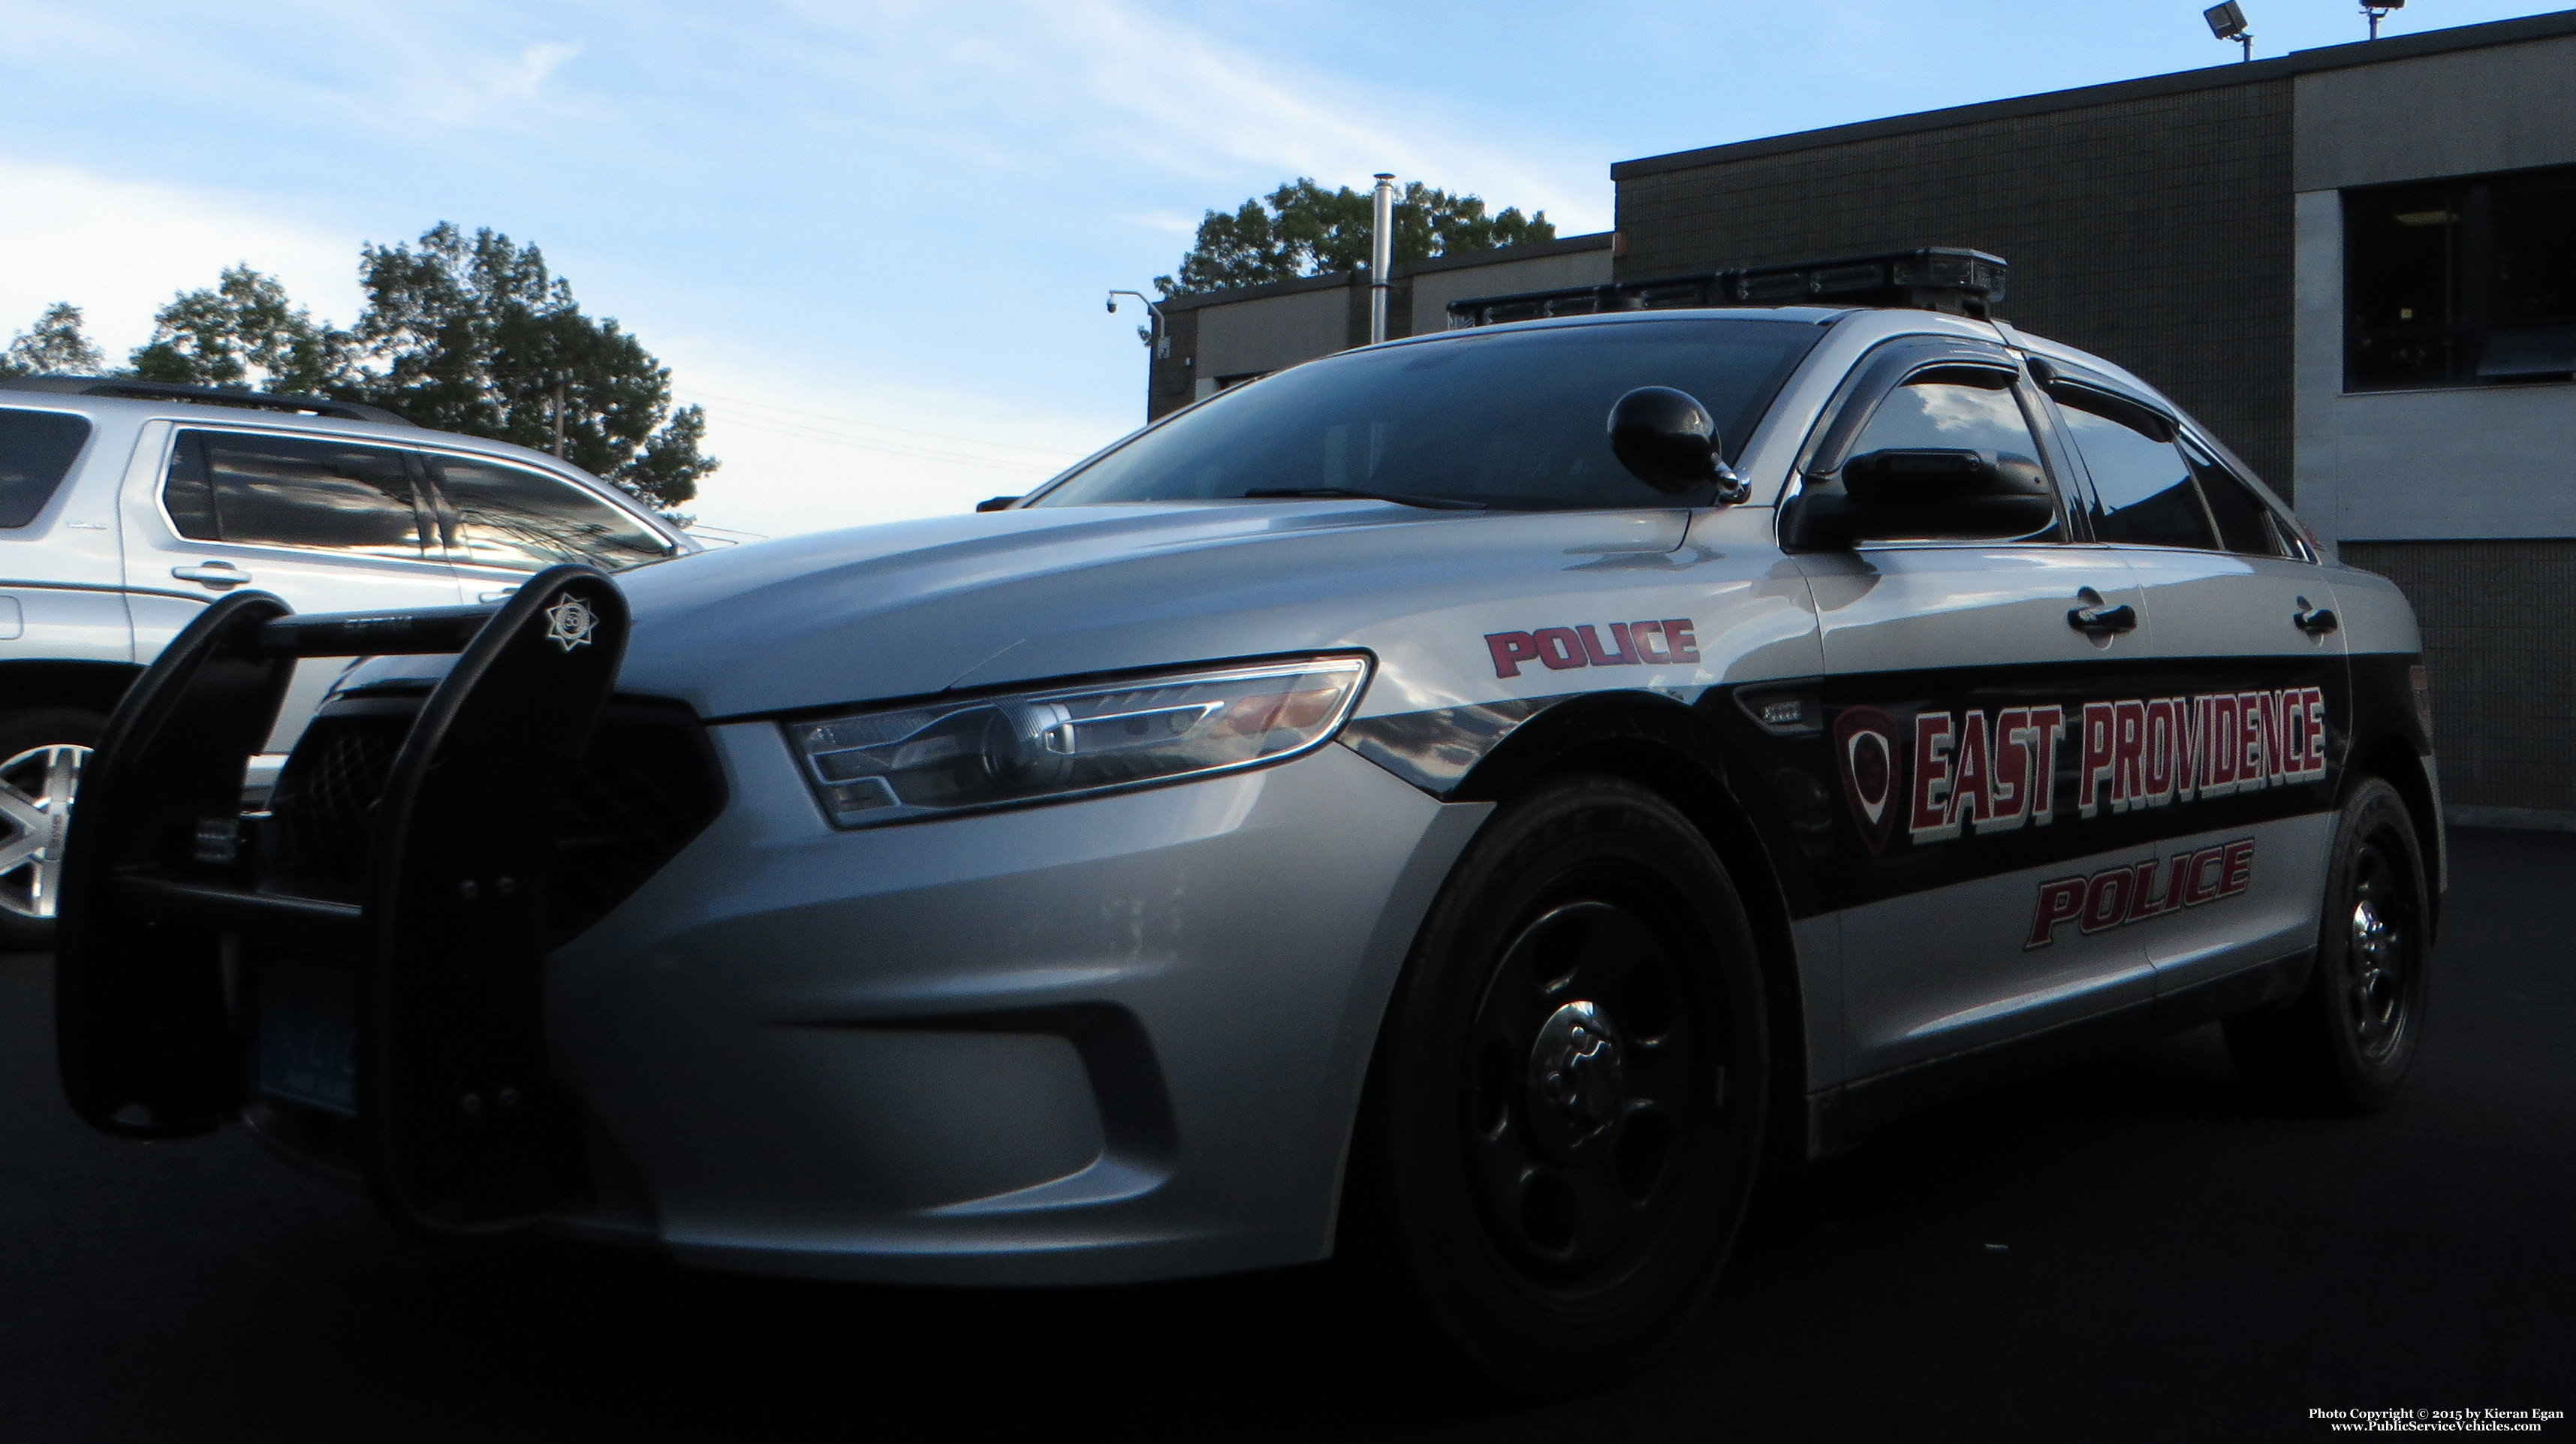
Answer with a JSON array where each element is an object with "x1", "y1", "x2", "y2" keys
[{"x1": 57, "y1": 252, "x2": 2439, "y2": 1393}]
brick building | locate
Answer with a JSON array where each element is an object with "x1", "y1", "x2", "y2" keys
[{"x1": 1143, "y1": 233, "x2": 1613, "y2": 420}]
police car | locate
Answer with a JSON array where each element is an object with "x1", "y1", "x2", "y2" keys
[{"x1": 55, "y1": 250, "x2": 2439, "y2": 1392}]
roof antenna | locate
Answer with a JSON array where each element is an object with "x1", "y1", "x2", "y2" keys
[
  {"x1": 2204, "y1": 2, "x2": 2253, "y2": 62},
  {"x1": 2363, "y1": 0, "x2": 2403, "y2": 41}
]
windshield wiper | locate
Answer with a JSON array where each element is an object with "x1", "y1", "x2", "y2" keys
[{"x1": 1240, "y1": 487, "x2": 1487, "y2": 511}]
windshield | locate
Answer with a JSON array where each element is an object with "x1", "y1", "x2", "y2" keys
[{"x1": 1030, "y1": 317, "x2": 1822, "y2": 511}]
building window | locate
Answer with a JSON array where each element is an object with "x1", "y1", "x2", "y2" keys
[{"x1": 2344, "y1": 164, "x2": 2576, "y2": 393}]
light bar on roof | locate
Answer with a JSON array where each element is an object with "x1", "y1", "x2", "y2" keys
[{"x1": 1445, "y1": 247, "x2": 2009, "y2": 330}]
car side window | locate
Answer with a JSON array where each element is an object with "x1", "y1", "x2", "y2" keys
[
  {"x1": 0, "y1": 407, "x2": 92, "y2": 529},
  {"x1": 2184, "y1": 441, "x2": 2297, "y2": 559},
  {"x1": 1850, "y1": 370, "x2": 2044, "y2": 463},
  {"x1": 2052, "y1": 388, "x2": 2219, "y2": 550},
  {"x1": 168, "y1": 430, "x2": 430, "y2": 557},
  {"x1": 1835, "y1": 367, "x2": 2062, "y2": 541},
  {"x1": 426, "y1": 454, "x2": 671, "y2": 572}
]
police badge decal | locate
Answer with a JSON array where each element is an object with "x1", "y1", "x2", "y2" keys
[
  {"x1": 543, "y1": 592, "x2": 599, "y2": 652},
  {"x1": 1833, "y1": 704, "x2": 1903, "y2": 856}
]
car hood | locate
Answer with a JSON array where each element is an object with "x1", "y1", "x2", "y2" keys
[{"x1": 596, "y1": 499, "x2": 1695, "y2": 718}]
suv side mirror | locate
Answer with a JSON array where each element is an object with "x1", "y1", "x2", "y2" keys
[
  {"x1": 1607, "y1": 387, "x2": 1749, "y2": 503},
  {"x1": 1783, "y1": 448, "x2": 2056, "y2": 549}
]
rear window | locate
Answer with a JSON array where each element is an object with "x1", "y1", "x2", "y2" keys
[
  {"x1": 0, "y1": 408, "x2": 92, "y2": 529},
  {"x1": 1030, "y1": 318, "x2": 1822, "y2": 511}
]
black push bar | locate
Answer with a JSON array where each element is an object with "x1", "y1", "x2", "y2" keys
[{"x1": 56, "y1": 565, "x2": 631, "y2": 1234}]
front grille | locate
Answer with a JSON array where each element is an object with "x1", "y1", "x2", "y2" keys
[
  {"x1": 260, "y1": 693, "x2": 724, "y2": 943},
  {"x1": 262, "y1": 707, "x2": 409, "y2": 899},
  {"x1": 547, "y1": 703, "x2": 724, "y2": 944}
]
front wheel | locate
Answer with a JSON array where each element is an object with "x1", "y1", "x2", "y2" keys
[
  {"x1": 0, "y1": 707, "x2": 104, "y2": 953},
  {"x1": 2225, "y1": 776, "x2": 2431, "y2": 1112},
  {"x1": 1346, "y1": 775, "x2": 1769, "y2": 1394}
]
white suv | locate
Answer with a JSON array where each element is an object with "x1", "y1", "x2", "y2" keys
[{"x1": 0, "y1": 376, "x2": 695, "y2": 948}]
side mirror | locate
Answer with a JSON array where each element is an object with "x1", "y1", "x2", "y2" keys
[
  {"x1": 1783, "y1": 448, "x2": 2056, "y2": 549},
  {"x1": 1607, "y1": 387, "x2": 1749, "y2": 503},
  {"x1": 975, "y1": 495, "x2": 1021, "y2": 512}
]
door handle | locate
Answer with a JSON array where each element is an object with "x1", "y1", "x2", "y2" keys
[
  {"x1": 171, "y1": 562, "x2": 251, "y2": 589},
  {"x1": 478, "y1": 586, "x2": 521, "y2": 604},
  {"x1": 2067, "y1": 597, "x2": 2138, "y2": 637},
  {"x1": 2293, "y1": 598, "x2": 2340, "y2": 636}
]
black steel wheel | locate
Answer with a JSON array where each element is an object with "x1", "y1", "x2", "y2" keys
[
  {"x1": 1466, "y1": 899, "x2": 1710, "y2": 1281},
  {"x1": 2225, "y1": 776, "x2": 2431, "y2": 1112},
  {"x1": 1345, "y1": 774, "x2": 1768, "y2": 1394}
]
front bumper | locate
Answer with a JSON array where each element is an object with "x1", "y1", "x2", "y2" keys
[{"x1": 541, "y1": 722, "x2": 1489, "y2": 1285}]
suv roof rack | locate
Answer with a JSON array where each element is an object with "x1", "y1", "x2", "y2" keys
[
  {"x1": 0, "y1": 374, "x2": 414, "y2": 427},
  {"x1": 1445, "y1": 247, "x2": 2008, "y2": 329}
]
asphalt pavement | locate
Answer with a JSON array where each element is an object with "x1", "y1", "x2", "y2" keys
[{"x1": 3, "y1": 828, "x2": 2568, "y2": 1442}]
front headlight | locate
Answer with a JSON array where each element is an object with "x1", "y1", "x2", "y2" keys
[{"x1": 785, "y1": 655, "x2": 1372, "y2": 828}]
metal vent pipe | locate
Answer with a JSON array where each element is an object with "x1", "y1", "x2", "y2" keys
[{"x1": 1369, "y1": 173, "x2": 1396, "y2": 345}]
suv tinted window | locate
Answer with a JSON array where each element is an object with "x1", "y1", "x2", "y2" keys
[
  {"x1": 2054, "y1": 389, "x2": 2218, "y2": 550},
  {"x1": 427, "y1": 455, "x2": 670, "y2": 571},
  {"x1": 171, "y1": 430, "x2": 429, "y2": 556},
  {"x1": 1032, "y1": 318, "x2": 1821, "y2": 511},
  {"x1": 0, "y1": 408, "x2": 92, "y2": 529}
]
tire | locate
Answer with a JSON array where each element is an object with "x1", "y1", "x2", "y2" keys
[
  {"x1": 2224, "y1": 776, "x2": 2431, "y2": 1113},
  {"x1": 1343, "y1": 774, "x2": 1769, "y2": 1395},
  {"x1": 0, "y1": 706, "x2": 104, "y2": 954}
]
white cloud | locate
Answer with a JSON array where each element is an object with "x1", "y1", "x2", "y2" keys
[
  {"x1": 407, "y1": 40, "x2": 591, "y2": 127},
  {"x1": 1122, "y1": 210, "x2": 1204, "y2": 235},
  {"x1": 0, "y1": 157, "x2": 366, "y2": 359},
  {"x1": 662, "y1": 349, "x2": 1129, "y2": 539},
  {"x1": 779, "y1": 0, "x2": 1610, "y2": 228}
]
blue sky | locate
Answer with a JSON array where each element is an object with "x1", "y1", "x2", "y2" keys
[{"x1": 1, "y1": 1, "x2": 2560, "y2": 536}]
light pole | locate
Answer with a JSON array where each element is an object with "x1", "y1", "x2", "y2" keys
[
  {"x1": 1107, "y1": 290, "x2": 1168, "y2": 360},
  {"x1": 2364, "y1": 0, "x2": 2402, "y2": 41},
  {"x1": 1369, "y1": 173, "x2": 1396, "y2": 345}
]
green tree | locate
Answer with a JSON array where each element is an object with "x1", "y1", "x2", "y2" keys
[
  {"x1": 128, "y1": 265, "x2": 343, "y2": 394},
  {"x1": 1155, "y1": 178, "x2": 1555, "y2": 297},
  {"x1": 0, "y1": 303, "x2": 107, "y2": 378},
  {"x1": 341, "y1": 223, "x2": 716, "y2": 511}
]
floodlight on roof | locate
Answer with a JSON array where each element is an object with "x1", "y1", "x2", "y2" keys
[{"x1": 2204, "y1": 2, "x2": 2253, "y2": 61}]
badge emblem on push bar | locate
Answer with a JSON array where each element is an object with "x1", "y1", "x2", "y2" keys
[{"x1": 543, "y1": 592, "x2": 600, "y2": 652}]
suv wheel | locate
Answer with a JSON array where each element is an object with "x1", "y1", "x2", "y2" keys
[
  {"x1": 1346, "y1": 775, "x2": 1769, "y2": 1394},
  {"x1": 2224, "y1": 776, "x2": 2431, "y2": 1112},
  {"x1": 0, "y1": 707, "x2": 104, "y2": 952}
]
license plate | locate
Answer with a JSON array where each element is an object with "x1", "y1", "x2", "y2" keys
[{"x1": 257, "y1": 954, "x2": 357, "y2": 1117}]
